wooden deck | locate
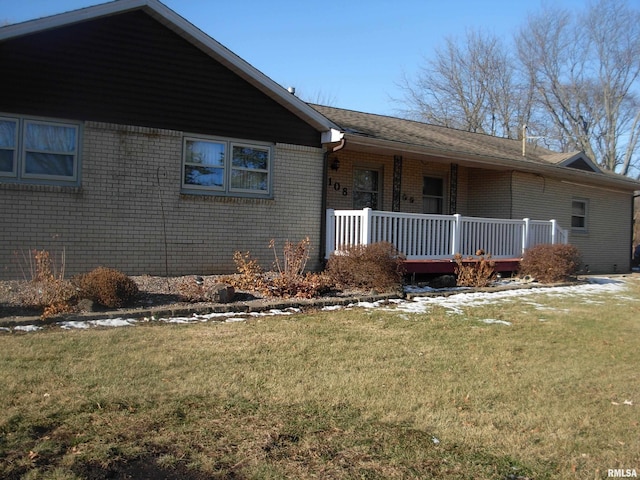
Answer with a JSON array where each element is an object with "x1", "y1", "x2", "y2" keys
[{"x1": 403, "y1": 258, "x2": 521, "y2": 275}]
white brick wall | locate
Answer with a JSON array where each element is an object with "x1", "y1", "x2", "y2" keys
[{"x1": 0, "y1": 122, "x2": 325, "y2": 279}]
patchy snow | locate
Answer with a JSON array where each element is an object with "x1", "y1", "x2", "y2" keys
[
  {"x1": 357, "y1": 276, "x2": 635, "y2": 316},
  {"x1": 2, "y1": 276, "x2": 636, "y2": 334},
  {"x1": 60, "y1": 318, "x2": 137, "y2": 330},
  {"x1": 320, "y1": 304, "x2": 344, "y2": 311},
  {"x1": 480, "y1": 319, "x2": 512, "y2": 326},
  {"x1": 13, "y1": 324, "x2": 43, "y2": 332}
]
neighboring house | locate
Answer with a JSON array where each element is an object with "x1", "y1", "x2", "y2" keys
[
  {"x1": 1, "y1": 0, "x2": 637, "y2": 280},
  {"x1": 313, "y1": 105, "x2": 640, "y2": 274}
]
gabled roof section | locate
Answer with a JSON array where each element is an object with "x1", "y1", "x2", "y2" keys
[
  {"x1": 311, "y1": 104, "x2": 640, "y2": 191},
  {"x1": 0, "y1": 0, "x2": 339, "y2": 139},
  {"x1": 541, "y1": 152, "x2": 601, "y2": 172}
]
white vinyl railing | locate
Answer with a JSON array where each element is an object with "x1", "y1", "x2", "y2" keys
[{"x1": 325, "y1": 208, "x2": 568, "y2": 259}]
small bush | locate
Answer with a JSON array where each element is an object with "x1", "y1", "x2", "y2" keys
[
  {"x1": 454, "y1": 250, "x2": 497, "y2": 287},
  {"x1": 229, "y1": 251, "x2": 265, "y2": 291},
  {"x1": 520, "y1": 244, "x2": 581, "y2": 283},
  {"x1": 74, "y1": 267, "x2": 139, "y2": 308},
  {"x1": 223, "y1": 238, "x2": 329, "y2": 298},
  {"x1": 19, "y1": 278, "x2": 77, "y2": 319},
  {"x1": 16, "y1": 249, "x2": 76, "y2": 319},
  {"x1": 263, "y1": 237, "x2": 329, "y2": 298},
  {"x1": 325, "y1": 242, "x2": 406, "y2": 292},
  {"x1": 266, "y1": 271, "x2": 331, "y2": 299}
]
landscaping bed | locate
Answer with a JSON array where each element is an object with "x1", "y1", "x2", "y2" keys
[{"x1": 0, "y1": 274, "x2": 400, "y2": 327}]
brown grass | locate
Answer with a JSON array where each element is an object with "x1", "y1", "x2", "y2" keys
[{"x1": 1, "y1": 278, "x2": 639, "y2": 479}]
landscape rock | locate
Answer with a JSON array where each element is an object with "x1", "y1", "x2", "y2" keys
[
  {"x1": 77, "y1": 298, "x2": 98, "y2": 312},
  {"x1": 208, "y1": 283, "x2": 235, "y2": 303},
  {"x1": 429, "y1": 275, "x2": 457, "y2": 289}
]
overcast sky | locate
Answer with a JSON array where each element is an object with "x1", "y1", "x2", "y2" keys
[{"x1": 2, "y1": 0, "x2": 591, "y2": 115}]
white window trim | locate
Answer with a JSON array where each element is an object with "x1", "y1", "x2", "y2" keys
[
  {"x1": 571, "y1": 198, "x2": 589, "y2": 232},
  {"x1": 181, "y1": 134, "x2": 273, "y2": 197},
  {"x1": 0, "y1": 113, "x2": 81, "y2": 186}
]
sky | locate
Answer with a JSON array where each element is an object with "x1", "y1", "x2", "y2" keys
[{"x1": 1, "y1": 0, "x2": 592, "y2": 116}]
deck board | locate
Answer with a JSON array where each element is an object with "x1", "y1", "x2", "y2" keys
[{"x1": 404, "y1": 258, "x2": 521, "y2": 274}]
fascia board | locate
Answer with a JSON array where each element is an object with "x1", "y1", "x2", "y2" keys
[{"x1": 0, "y1": 0, "x2": 149, "y2": 40}]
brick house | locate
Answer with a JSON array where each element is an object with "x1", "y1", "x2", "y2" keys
[
  {"x1": 0, "y1": 0, "x2": 340, "y2": 279},
  {"x1": 1, "y1": 0, "x2": 638, "y2": 279}
]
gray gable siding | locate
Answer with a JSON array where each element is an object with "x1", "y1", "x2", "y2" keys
[{"x1": 0, "y1": 10, "x2": 321, "y2": 147}]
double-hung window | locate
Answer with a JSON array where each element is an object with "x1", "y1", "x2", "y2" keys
[
  {"x1": 571, "y1": 199, "x2": 588, "y2": 231},
  {"x1": 183, "y1": 136, "x2": 271, "y2": 197},
  {"x1": 0, "y1": 115, "x2": 80, "y2": 185}
]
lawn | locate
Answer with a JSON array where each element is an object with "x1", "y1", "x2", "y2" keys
[{"x1": 1, "y1": 277, "x2": 639, "y2": 479}]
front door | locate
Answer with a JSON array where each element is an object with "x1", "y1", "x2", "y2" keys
[{"x1": 353, "y1": 168, "x2": 380, "y2": 209}]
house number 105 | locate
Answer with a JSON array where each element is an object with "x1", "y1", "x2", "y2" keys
[{"x1": 328, "y1": 178, "x2": 348, "y2": 196}]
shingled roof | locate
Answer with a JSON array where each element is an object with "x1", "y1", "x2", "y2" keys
[{"x1": 311, "y1": 104, "x2": 579, "y2": 167}]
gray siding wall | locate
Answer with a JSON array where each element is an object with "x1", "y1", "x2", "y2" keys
[
  {"x1": 511, "y1": 172, "x2": 633, "y2": 273},
  {"x1": 0, "y1": 122, "x2": 324, "y2": 280}
]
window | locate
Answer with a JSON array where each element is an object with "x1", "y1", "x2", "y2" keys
[
  {"x1": 182, "y1": 136, "x2": 271, "y2": 196},
  {"x1": 423, "y1": 176, "x2": 444, "y2": 214},
  {"x1": 0, "y1": 117, "x2": 17, "y2": 177},
  {"x1": 0, "y1": 115, "x2": 80, "y2": 185},
  {"x1": 353, "y1": 168, "x2": 380, "y2": 209},
  {"x1": 571, "y1": 199, "x2": 588, "y2": 230}
]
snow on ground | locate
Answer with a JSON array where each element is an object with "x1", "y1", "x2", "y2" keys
[
  {"x1": 2, "y1": 277, "x2": 636, "y2": 334},
  {"x1": 331, "y1": 276, "x2": 637, "y2": 318}
]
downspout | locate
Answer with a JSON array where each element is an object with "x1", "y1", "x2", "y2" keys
[{"x1": 320, "y1": 137, "x2": 346, "y2": 264}]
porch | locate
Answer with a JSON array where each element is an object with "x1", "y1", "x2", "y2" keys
[{"x1": 325, "y1": 208, "x2": 569, "y2": 274}]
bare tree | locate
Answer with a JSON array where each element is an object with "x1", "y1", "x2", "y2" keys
[
  {"x1": 399, "y1": 0, "x2": 640, "y2": 176},
  {"x1": 517, "y1": 0, "x2": 640, "y2": 175},
  {"x1": 397, "y1": 29, "x2": 535, "y2": 139}
]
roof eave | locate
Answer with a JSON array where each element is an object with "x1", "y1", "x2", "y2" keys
[{"x1": 344, "y1": 134, "x2": 640, "y2": 191}]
